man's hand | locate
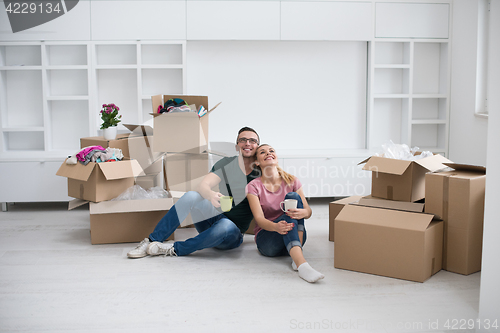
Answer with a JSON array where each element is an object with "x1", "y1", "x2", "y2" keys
[
  {"x1": 274, "y1": 220, "x2": 294, "y2": 235},
  {"x1": 210, "y1": 191, "x2": 223, "y2": 208}
]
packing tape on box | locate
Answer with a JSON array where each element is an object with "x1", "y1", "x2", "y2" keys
[{"x1": 387, "y1": 186, "x2": 394, "y2": 200}]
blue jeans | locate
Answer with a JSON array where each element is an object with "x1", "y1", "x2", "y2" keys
[
  {"x1": 149, "y1": 191, "x2": 243, "y2": 256},
  {"x1": 255, "y1": 192, "x2": 307, "y2": 257}
]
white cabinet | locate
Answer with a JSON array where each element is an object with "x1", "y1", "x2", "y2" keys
[
  {"x1": 91, "y1": 1, "x2": 186, "y2": 40},
  {"x1": 187, "y1": 1, "x2": 280, "y2": 40},
  {"x1": 368, "y1": 40, "x2": 450, "y2": 155},
  {"x1": 282, "y1": 155, "x2": 372, "y2": 198},
  {"x1": 0, "y1": 1, "x2": 91, "y2": 41},
  {"x1": 281, "y1": 1, "x2": 372, "y2": 41},
  {"x1": 375, "y1": 3, "x2": 450, "y2": 38},
  {"x1": 0, "y1": 161, "x2": 69, "y2": 202}
]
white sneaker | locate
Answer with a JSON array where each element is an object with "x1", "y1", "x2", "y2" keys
[
  {"x1": 127, "y1": 238, "x2": 150, "y2": 258},
  {"x1": 147, "y1": 242, "x2": 177, "y2": 257}
]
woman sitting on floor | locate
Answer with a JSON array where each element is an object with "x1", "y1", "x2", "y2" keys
[{"x1": 245, "y1": 144, "x2": 324, "y2": 283}]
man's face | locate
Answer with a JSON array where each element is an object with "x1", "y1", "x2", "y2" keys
[{"x1": 236, "y1": 131, "x2": 259, "y2": 158}]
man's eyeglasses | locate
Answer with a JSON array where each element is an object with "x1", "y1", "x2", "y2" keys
[{"x1": 237, "y1": 137, "x2": 258, "y2": 144}]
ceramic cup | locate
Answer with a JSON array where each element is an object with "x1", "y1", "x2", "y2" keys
[
  {"x1": 220, "y1": 196, "x2": 233, "y2": 212},
  {"x1": 280, "y1": 199, "x2": 298, "y2": 212}
]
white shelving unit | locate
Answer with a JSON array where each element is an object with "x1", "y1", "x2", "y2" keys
[
  {"x1": 368, "y1": 39, "x2": 450, "y2": 155},
  {"x1": 0, "y1": 40, "x2": 186, "y2": 161},
  {"x1": 92, "y1": 41, "x2": 186, "y2": 133}
]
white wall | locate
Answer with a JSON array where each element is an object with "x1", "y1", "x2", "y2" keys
[
  {"x1": 448, "y1": 0, "x2": 488, "y2": 165},
  {"x1": 186, "y1": 41, "x2": 367, "y2": 151},
  {"x1": 478, "y1": 0, "x2": 500, "y2": 330}
]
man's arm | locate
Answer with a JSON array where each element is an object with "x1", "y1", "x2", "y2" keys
[{"x1": 196, "y1": 172, "x2": 223, "y2": 208}]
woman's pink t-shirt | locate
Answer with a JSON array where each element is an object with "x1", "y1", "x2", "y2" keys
[{"x1": 245, "y1": 177, "x2": 302, "y2": 235}]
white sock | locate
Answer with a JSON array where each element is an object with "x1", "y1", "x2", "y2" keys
[
  {"x1": 292, "y1": 261, "x2": 298, "y2": 271},
  {"x1": 298, "y1": 262, "x2": 324, "y2": 283}
]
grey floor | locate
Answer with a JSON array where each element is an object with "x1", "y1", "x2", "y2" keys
[{"x1": 0, "y1": 198, "x2": 480, "y2": 333}]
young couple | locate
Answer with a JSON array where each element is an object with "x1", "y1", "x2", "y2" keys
[{"x1": 127, "y1": 127, "x2": 324, "y2": 283}]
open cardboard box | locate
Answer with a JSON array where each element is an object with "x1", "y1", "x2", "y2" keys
[
  {"x1": 81, "y1": 124, "x2": 163, "y2": 173},
  {"x1": 359, "y1": 154, "x2": 451, "y2": 202},
  {"x1": 334, "y1": 198, "x2": 443, "y2": 282},
  {"x1": 56, "y1": 158, "x2": 143, "y2": 202},
  {"x1": 425, "y1": 163, "x2": 486, "y2": 275},
  {"x1": 150, "y1": 95, "x2": 221, "y2": 154},
  {"x1": 70, "y1": 191, "x2": 185, "y2": 245}
]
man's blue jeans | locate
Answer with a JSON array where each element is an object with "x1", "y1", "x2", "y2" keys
[
  {"x1": 255, "y1": 192, "x2": 307, "y2": 257},
  {"x1": 149, "y1": 191, "x2": 243, "y2": 256}
]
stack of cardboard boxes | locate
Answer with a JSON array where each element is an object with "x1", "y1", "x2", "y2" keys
[
  {"x1": 56, "y1": 95, "x2": 219, "y2": 244},
  {"x1": 329, "y1": 154, "x2": 486, "y2": 282}
]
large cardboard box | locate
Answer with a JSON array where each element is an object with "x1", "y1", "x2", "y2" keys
[
  {"x1": 56, "y1": 159, "x2": 143, "y2": 202},
  {"x1": 425, "y1": 163, "x2": 486, "y2": 275},
  {"x1": 334, "y1": 202, "x2": 443, "y2": 282},
  {"x1": 88, "y1": 194, "x2": 183, "y2": 244},
  {"x1": 329, "y1": 196, "x2": 363, "y2": 241},
  {"x1": 80, "y1": 124, "x2": 162, "y2": 173},
  {"x1": 359, "y1": 154, "x2": 451, "y2": 202},
  {"x1": 151, "y1": 95, "x2": 220, "y2": 154},
  {"x1": 164, "y1": 153, "x2": 210, "y2": 192}
]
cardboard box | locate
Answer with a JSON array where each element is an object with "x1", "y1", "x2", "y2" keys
[
  {"x1": 151, "y1": 95, "x2": 220, "y2": 154},
  {"x1": 56, "y1": 159, "x2": 143, "y2": 202},
  {"x1": 334, "y1": 202, "x2": 443, "y2": 282},
  {"x1": 80, "y1": 124, "x2": 163, "y2": 173},
  {"x1": 425, "y1": 163, "x2": 486, "y2": 275},
  {"x1": 135, "y1": 158, "x2": 164, "y2": 189},
  {"x1": 89, "y1": 197, "x2": 177, "y2": 245},
  {"x1": 164, "y1": 153, "x2": 210, "y2": 192},
  {"x1": 329, "y1": 196, "x2": 363, "y2": 241},
  {"x1": 359, "y1": 154, "x2": 451, "y2": 202}
]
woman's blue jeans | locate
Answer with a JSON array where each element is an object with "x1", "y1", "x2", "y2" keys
[
  {"x1": 255, "y1": 192, "x2": 307, "y2": 257},
  {"x1": 149, "y1": 191, "x2": 243, "y2": 256}
]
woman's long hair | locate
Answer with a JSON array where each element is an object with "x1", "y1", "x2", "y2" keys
[{"x1": 256, "y1": 144, "x2": 296, "y2": 186}]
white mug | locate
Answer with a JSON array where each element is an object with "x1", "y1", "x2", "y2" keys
[{"x1": 280, "y1": 199, "x2": 298, "y2": 212}]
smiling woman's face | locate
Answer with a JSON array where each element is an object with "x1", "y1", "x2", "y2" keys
[{"x1": 256, "y1": 145, "x2": 278, "y2": 167}]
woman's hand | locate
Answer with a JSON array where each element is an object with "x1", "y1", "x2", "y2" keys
[
  {"x1": 286, "y1": 208, "x2": 308, "y2": 220},
  {"x1": 274, "y1": 220, "x2": 294, "y2": 235},
  {"x1": 210, "y1": 191, "x2": 223, "y2": 208}
]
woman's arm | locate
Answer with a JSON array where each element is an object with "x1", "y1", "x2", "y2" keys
[
  {"x1": 247, "y1": 193, "x2": 293, "y2": 235},
  {"x1": 286, "y1": 187, "x2": 312, "y2": 220}
]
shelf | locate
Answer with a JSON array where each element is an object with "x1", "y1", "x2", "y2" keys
[
  {"x1": 2, "y1": 127, "x2": 44, "y2": 132},
  {"x1": 95, "y1": 65, "x2": 138, "y2": 70},
  {"x1": 140, "y1": 64, "x2": 184, "y2": 69},
  {"x1": 46, "y1": 65, "x2": 88, "y2": 70},
  {"x1": 46, "y1": 96, "x2": 89, "y2": 101},
  {"x1": 46, "y1": 45, "x2": 87, "y2": 66},
  {"x1": 3, "y1": 131, "x2": 44, "y2": 151},
  {"x1": 411, "y1": 119, "x2": 447, "y2": 125},
  {"x1": 374, "y1": 64, "x2": 410, "y2": 69},
  {"x1": 95, "y1": 44, "x2": 137, "y2": 66},
  {"x1": 0, "y1": 66, "x2": 42, "y2": 70},
  {"x1": 373, "y1": 94, "x2": 410, "y2": 99},
  {"x1": 413, "y1": 42, "x2": 448, "y2": 95},
  {"x1": 141, "y1": 44, "x2": 183, "y2": 65},
  {"x1": 0, "y1": 45, "x2": 42, "y2": 66},
  {"x1": 412, "y1": 94, "x2": 447, "y2": 98},
  {"x1": 46, "y1": 69, "x2": 89, "y2": 96},
  {"x1": 374, "y1": 41, "x2": 410, "y2": 65},
  {"x1": 373, "y1": 68, "x2": 410, "y2": 95}
]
